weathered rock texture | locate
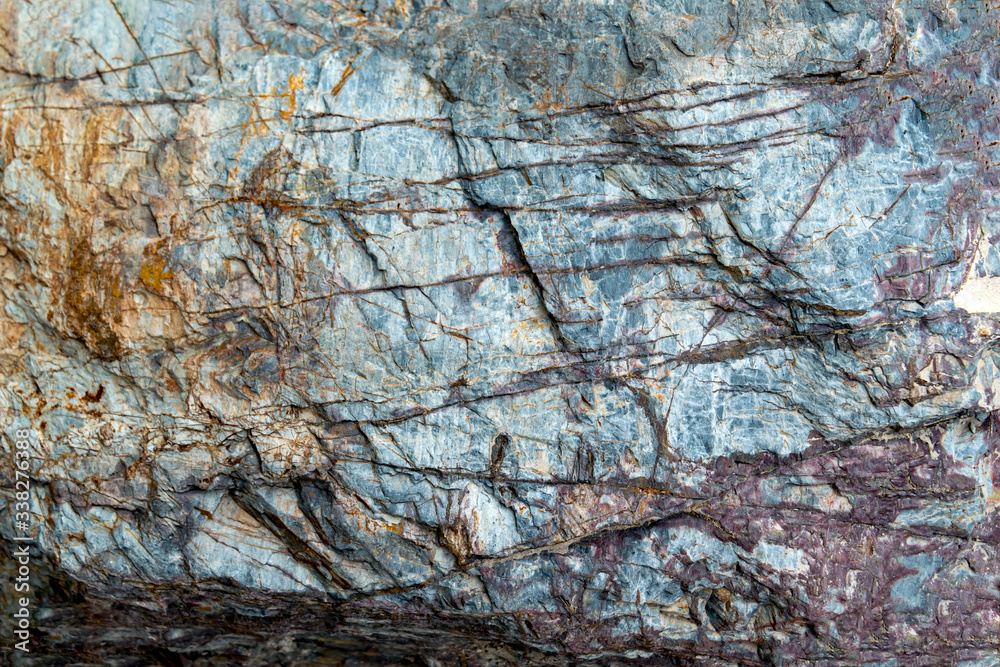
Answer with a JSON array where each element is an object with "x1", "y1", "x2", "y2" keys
[{"x1": 1, "y1": 0, "x2": 999, "y2": 664}]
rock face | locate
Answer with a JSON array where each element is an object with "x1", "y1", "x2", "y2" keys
[{"x1": 1, "y1": 0, "x2": 999, "y2": 664}]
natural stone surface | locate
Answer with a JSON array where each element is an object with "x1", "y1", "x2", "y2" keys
[{"x1": 1, "y1": 0, "x2": 999, "y2": 664}]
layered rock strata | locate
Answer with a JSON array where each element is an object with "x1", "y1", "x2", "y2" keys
[{"x1": 1, "y1": 1, "x2": 999, "y2": 664}]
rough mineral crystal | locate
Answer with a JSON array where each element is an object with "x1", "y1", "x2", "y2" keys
[{"x1": 1, "y1": 0, "x2": 999, "y2": 664}]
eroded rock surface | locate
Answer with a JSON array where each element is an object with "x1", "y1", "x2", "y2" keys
[{"x1": 1, "y1": 0, "x2": 999, "y2": 664}]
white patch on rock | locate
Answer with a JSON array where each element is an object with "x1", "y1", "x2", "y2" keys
[
  {"x1": 457, "y1": 482, "x2": 522, "y2": 556},
  {"x1": 751, "y1": 541, "x2": 810, "y2": 574},
  {"x1": 954, "y1": 276, "x2": 1000, "y2": 313}
]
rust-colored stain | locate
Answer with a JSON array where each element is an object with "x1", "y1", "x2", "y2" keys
[
  {"x1": 331, "y1": 62, "x2": 358, "y2": 98},
  {"x1": 34, "y1": 118, "x2": 64, "y2": 178},
  {"x1": 140, "y1": 240, "x2": 174, "y2": 289},
  {"x1": 280, "y1": 72, "x2": 305, "y2": 121},
  {"x1": 81, "y1": 115, "x2": 104, "y2": 181},
  {"x1": 140, "y1": 258, "x2": 174, "y2": 289},
  {"x1": 82, "y1": 385, "x2": 105, "y2": 403},
  {"x1": 391, "y1": 0, "x2": 411, "y2": 20},
  {"x1": 63, "y1": 237, "x2": 123, "y2": 361},
  {"x1": 2, "y1": 116, "x2": 15, "y2": 165},
  {"x1": 246, "y1": 96, "x2": 272, "y2": 137}
]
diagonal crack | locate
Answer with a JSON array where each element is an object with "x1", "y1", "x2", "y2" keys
[
  {"x1": 494, "y1": 207, "x2": 574, "y2": 353},
  {"x1": 229, "y1": 482, "x2": 354, "y2": 591}
]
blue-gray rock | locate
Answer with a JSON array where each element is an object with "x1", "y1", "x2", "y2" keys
[{"x1": 0, "y1": 0, "x2": 998, "y2": 664}]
